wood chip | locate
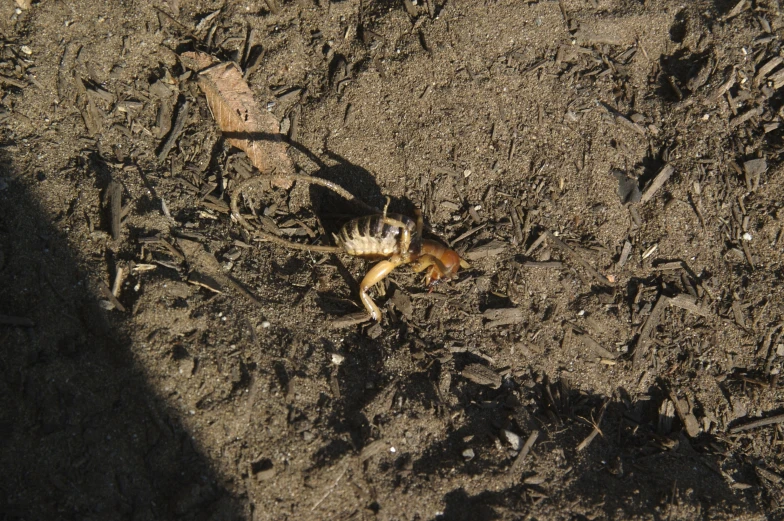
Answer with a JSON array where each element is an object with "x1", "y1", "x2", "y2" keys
[
  {"x1": 402, "y1": 0, "x2": 418, "y2": 17},
  {"x1": 546, "y1": 232, "x2": 612, "y2": 286},
  {"x1": 669, "y1": 293, "x2": 709, "y2": 317},
  {"x1": 730, "y1": 106, "x2": 763, "y2": 128},
  {"x1": 157, "y1": 98, "x2": 189, "y2": 161},
  {"x1": 633, "y1": 294, "x2": 669, "y2": 368},
  {"x1": 721, "y1": 0, "x2": 748, "y2": 21},
  {"x1": 330, "y1": 312, "x2": 370, "y2": 329},
  {"x1": 615, "y1": 114, "x2": 646, "y2": 135},
  {"x1": 731, "y1": 298, "x2": 746, "y2": 328},
  {"x1": 756, "y1": 466, "x2": 783, "y2": 484},
  {"x1": 464, "y1": 239, "x2": 507, "y2": 261},
  {"x1": 755, "y1": 56, "x2": 783, "y2": 85},
  {"x1": 573, "y1": 328, "x2": 617, "y2": 359},
  {"x1": 712, "y1": 69, "x2": 736, "y2": 101},
  {"x1": 618, "y1": 240, "x2": 632, "y2": 268},
  {"x1": 359, "y1": 439, "x2": 388, "y2": 462},
  {"x1": 461, "y1": 363, "x2": 502, "y2": 389},
  {"x1": 640, "y1": 164, "x2": 674, "y2": 204},
  {"x1": 669, "y1": 390, "x2": 700, "y2": 438},
  {"x1": 106, "y1": 178, "x2": 123, "y2": 244},
  {"x1": 483, "y1": 307, "x2": 523, "y2": 328},
  {"x1": 770, "y1": 68, "x2": 784, "y2": 89}
]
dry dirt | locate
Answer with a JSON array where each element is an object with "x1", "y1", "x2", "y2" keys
[{"x1": 1, "y1": 0, "x2": 784, "y2": 519}]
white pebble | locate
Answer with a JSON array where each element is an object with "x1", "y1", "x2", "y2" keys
[{"x1": 501, "y1": 429, "x2": 522, "y2": 451}]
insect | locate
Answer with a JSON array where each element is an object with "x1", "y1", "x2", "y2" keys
[{"x1": 231, "y1": 174, "x2": 469, "y2": 322}]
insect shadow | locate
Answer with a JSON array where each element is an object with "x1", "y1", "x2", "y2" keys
[
  {"x1": 220, "y1": 131, "x2": 417, "y2": 230},
  {"x1": 222, "y1": 131, "x2": 433, "y2": 317}
]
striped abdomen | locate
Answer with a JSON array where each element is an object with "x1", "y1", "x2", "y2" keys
[{"x1": 335, "y1": 214, "x2": 416, "y2": 258}]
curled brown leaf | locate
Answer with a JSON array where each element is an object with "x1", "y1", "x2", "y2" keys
[{"x1": 181, "y1": 51, "x2": 293, "y2": 189}]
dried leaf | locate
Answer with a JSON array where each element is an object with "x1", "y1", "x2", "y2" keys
[{"x1": 181, "y1": 51, "x2": 293, "y2": 189}]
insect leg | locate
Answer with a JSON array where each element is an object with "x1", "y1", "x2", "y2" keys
[
  {"x1": 411, "y1": 254, "x2": 450, "y2": 285},
  {"x1": 359, "y1": 256, "x2": 405, "y2": 321}
]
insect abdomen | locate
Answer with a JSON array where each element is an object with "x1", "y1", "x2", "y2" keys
[{"x1": 336, "y1": 214, "x2": 414, "y2": 258}]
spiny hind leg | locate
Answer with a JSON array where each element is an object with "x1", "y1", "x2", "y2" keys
[{"x1": 359, "y1": 256, "x2": 405, "y2": 321}]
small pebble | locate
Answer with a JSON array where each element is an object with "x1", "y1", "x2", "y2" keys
[
  {"x1": 501, "y1": 429, "x2": 521, "y2": 451},
  {"x1": 462, "y1": 448, "x2": 475, "y2": 461},
  {"x1": 331, "y1": 353, "x2": 345, "y2": 365},
  {"x1": 261, "y1": 320, "x2": 271, "y2": 328},
  {"x1": 178, "y1": 357, "x2": 195, "y2": 377}
]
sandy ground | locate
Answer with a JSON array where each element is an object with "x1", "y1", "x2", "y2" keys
[{"x1": 1, "y1": 0, "x2": 784, "y2": 519}]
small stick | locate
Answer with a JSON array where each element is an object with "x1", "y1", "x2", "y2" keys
[
  {"x1": 153, "y1": 6, "x2": 193, "y2": 31},
  {"x1": 730, "y1": 413, "x2": 784, "y2": 434},
  {"x1": 451, "y1": 223, "x2": 487, "y2": 245},
  {"x1": 111, "y1": 266, "x2": 124, "y2": 296},
  {"x1": 640, "y1": 164, "x2": 674, "y2": 204},
  {"x1": 520, "y1": 261, "x2": 563, "y2": 269},
  {"x1": 576, "y1": 400, "x2": 609, "y2": 451},
  {"x1": 546, "y1": 231, "x2": 612, "y2": 285},
  {"x1": 524, "y1": 233, "x2": 547, "y2": 256},
  {"x1": 763, "y1": 322, "x2": 784, "y2": 375},
  {"x1": 106, "y1": 178, "x2": 123, "y2": 243},
  {"x1": 509, "y1": 430, "x2": 539, "y2": 477},
  {"x1": 242, "y1": 27, "x2": 256, "y2": 69},
  {"x1": 99, "y1": 279, "x2": 126, "y2": 312},
  {"x1": 712, "y1": 68, "x2": 736, "y2": 101},
  {"x1": 226, "y1": 276, "x2": 264, "y2": 309},
  {"x1": 633, "y1": 294, "x2": 669, "y2": 368},
  {"x1": 0, "y1": 75, "x2": 27, "y2": 89},
  {"x1": 730, "y1": 106, "x2": 763, "y2": 129},
  {"x1": 311, "y1": 465, "x2": 348, "y2": 511}
]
